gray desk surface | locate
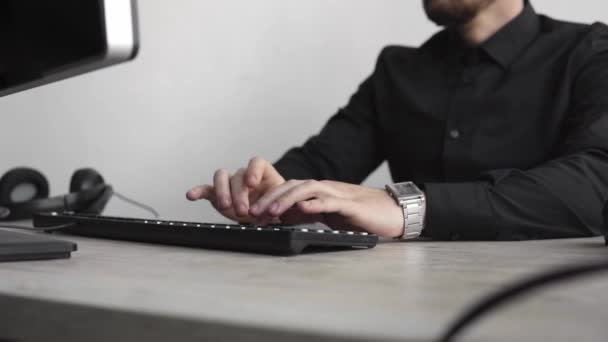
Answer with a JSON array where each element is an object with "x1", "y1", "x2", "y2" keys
[{"x1": 0, "y1": 232, "x2": 607, "y2": 342}]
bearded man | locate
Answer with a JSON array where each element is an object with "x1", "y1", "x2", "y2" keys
[{"x1": 188, "y1": 0, "x2": 608, "y2": 241}]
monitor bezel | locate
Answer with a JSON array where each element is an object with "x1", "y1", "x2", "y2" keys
[{"x1": 0, "y1": 0, "x2": 139, "y2": 98}]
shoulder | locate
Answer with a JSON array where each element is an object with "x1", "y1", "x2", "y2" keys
[
  {"x1": 376, "y1": 45, "x2": 417, "y2": 66},
  {"x1": 538, "y1": 15, "x2": 592, "y2": 37},
  {"x1": 543, "y1": 16, "x2": 608, "y2": 41},
  {"x1": 540, "y1": 16, "x2": 608, "y2": 63},
  {"x1": 374, "y1": 29, "x2": 449, "y2": 69},
  {"x1": 577, "y1": 22, "x2": 608, "y2": 55}
]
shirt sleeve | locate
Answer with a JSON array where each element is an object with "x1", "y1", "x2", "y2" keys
[
  {"x1": 423, "y1": 24, "x2": 608, "y2": 240},
  {"x1": 274, "y1": 49, "x2": 388, "y2": 184}
]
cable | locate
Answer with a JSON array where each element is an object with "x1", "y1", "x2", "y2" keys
[
  {"x1": 113, "y1": 191, "x2": 160, "y2": 218},
  {"x1": 438, "y1": 259, "x2": 608, "y2": 342},
  {"x1": 0, "y1": 223, "x2": 77, "y2": 233}
]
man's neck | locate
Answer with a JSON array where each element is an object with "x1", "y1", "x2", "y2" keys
[{"x1": 459, "y1": 0, "x2": 525, "y2": 46}]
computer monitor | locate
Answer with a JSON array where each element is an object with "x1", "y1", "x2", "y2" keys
[
  {"x1": 0, "y1": 0, "x2": 139, "y2": 97},
  {"x1": 0, "y1": 0, "x2": 139, "y2": 262}
]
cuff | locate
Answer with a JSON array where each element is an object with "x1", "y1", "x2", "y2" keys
[{"x1": 423, "y1": 182, "x2": 500, "y2": 240}]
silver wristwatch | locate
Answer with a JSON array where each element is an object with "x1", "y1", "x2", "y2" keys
[{"x1": 385, "y1": 182, "x2": 426, "y2": 240}]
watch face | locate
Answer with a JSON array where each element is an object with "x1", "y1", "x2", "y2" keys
[{"x1": 395, "y1": 182, "x2": 421, "y2": 196}]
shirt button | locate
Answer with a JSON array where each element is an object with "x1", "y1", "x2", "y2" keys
[{"x1": 449, "y1": 129, "x2": 461, "y2": 139}]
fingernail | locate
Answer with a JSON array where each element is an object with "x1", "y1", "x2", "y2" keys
[
  {"x1": 222, "y1": 198, "x2": 231, "y2": 208},
  {"x1": 250, "y1": 204, "x2": 260, "y2": 215},
  {"x1": 239, "y1": 204, "x2": 248, "y2": 214}
]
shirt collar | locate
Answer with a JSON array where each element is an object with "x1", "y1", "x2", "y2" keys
[{"x1": 481, "y1": 1, "x2": 541, "y2": 69}]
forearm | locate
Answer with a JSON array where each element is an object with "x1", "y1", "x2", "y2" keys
[
  {"x1": 422, "y1": 150, "x2": 608, "y2": 240},
  {"x1": 274, "y1": 108, "x2": 384, "y2": 183}
]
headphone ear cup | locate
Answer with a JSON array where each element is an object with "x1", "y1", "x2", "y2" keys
[
  {"x1": 0, "y1": 167, "x2": 49, "y2": 205},
  {"x1": 70, "y1": 168, "x2": 105, "y2": 193}
]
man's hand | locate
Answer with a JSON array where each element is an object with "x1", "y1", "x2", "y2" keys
[
  {"x1": 186, "y1": 157, "x2": 285, "y2": 223},
  {"x1": 249, "y1": 180, "x2": 405, "y2": 238},
  {"x1": 187, "y1": 157, "x2": 405, "y2": 238}
]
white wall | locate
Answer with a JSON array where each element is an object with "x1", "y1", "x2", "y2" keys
[{"x1": 0, "y1": 0, "x2": 605, "y2": 223}]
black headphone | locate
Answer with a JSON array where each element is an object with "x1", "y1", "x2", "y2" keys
[{"x1": 0, "y1": 167, "x2": 113, "y2": 221}]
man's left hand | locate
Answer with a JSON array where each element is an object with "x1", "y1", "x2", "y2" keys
[{"x1": 249, "y1": 180, "x2": 405, "y2": 238}]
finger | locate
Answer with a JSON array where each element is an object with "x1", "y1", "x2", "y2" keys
[
  {"x1": 297, "y1": 197, "x2": 353, "y2": 216},
  {"x1": 186, "y1": 184, "x2": 248, "y2": 223},
  {"x1": 298, "y1": 199, "x2": 363, "y2": 232},
  {"x1": 186, "y1": 185, "x2": 214, "y2": 201},
  {"x1": 230, "y1": 168, "x2": 250, "y2": 216},
  {"x1": 218, "y1": 206, "x2": 254, "y2": 224},
  {"x1": 245, "y1": 157, "x2": 267, "y2": 187},
  {"x1": 213, "y1": 169, "x2": 232, "y2": 209},
  {"x1": 256, "y1": 215, "x2": 274, "y2": 227},
  {"x1": 271, "y1": 180, "x2": 335, "y2": 217},
  {"x1": 280, "y1": 206, "x2": 322, "y2": 225},
  {"x1": 251, "y1": 212, "x2": 281, "y2": 226},
  {"x1": 250, "y1": 180, "x2": 303, "y2": 216},
  {"x1": 245, "y1": 157, "x2": 282, "y2": 188}
]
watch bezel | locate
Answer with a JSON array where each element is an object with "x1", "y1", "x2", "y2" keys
[{"x1": 386, "y1": 182, "x2": 424, "y2": 201}]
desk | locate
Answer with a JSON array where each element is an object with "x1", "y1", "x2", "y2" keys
[{"x1": 0, "y1": 234, "x2": 607, "y2": 342}]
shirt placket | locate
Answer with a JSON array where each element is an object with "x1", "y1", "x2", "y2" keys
[{"x1": 442, "y1": 60, "x2": 479, "y2": 181}]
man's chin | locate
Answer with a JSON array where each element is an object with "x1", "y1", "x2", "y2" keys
[
  {"x1": 426, "y1": 12, "x2": 471, "y2": 27},
  {"x1": 423, "y1": 0, "x2": 493, "y2": 27}
]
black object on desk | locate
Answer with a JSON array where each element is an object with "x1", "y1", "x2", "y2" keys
[
  {"x1": 33, "y1": 212, "x2": 378, "y2": 255},
  {"x1": 0, "y1": 230, "x2": 76, "y2": 262}
]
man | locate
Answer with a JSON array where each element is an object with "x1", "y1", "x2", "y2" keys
[{"x1": 187, "y1": 0, "x2": 608, "y2": 241}]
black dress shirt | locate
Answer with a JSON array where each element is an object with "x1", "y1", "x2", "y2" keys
[{"x1": 274, "y1": 2, "x2": 608, "y2": 240}]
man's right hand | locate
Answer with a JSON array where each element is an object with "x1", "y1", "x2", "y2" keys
[{"x1": 186, "y1": 157, "x2": 285, "y2": 223}]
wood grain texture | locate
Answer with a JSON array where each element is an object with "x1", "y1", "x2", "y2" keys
[{"x1": 0, "y1": 234, "x2": 607, "y2": 342}]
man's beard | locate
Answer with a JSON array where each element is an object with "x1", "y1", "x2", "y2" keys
[{"x1": 423, "y1": 0, "x2": 495, "y2": 27}]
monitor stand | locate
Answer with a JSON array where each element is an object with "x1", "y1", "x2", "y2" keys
[{"x1": 0, "y1": 229, "x2": 77, "y2": 262}]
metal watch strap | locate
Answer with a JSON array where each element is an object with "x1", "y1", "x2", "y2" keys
[
  {"x1": 400, "y1": 198, "x2": 424, "y2": 239},
  {"x1": 385, "y1": 182, "x2": 425, "y2": 239}
]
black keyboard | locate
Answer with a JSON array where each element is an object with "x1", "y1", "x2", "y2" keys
[{"x1": 33, "y1": 212, "x2": 378, "y2": 255}]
